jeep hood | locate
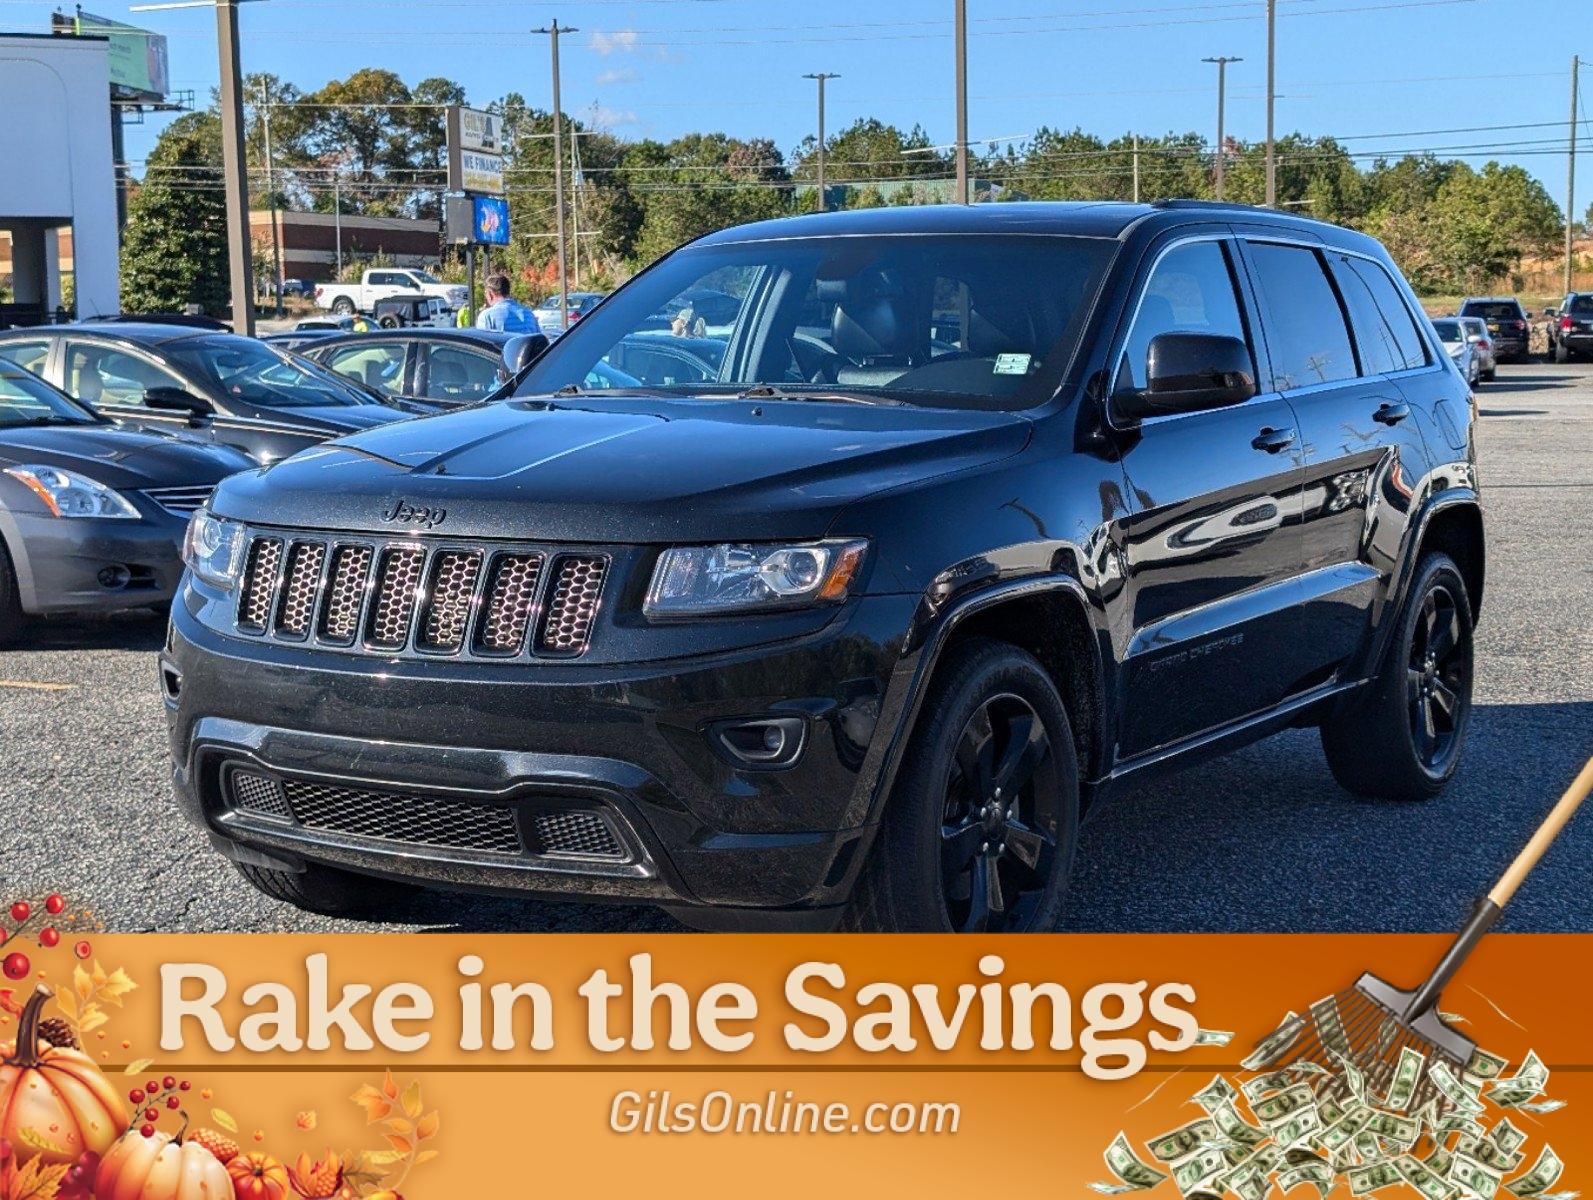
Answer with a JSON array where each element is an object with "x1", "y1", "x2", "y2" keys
[{"x1": 211, "y1": 395, "x2": 1032, "y2": 542}]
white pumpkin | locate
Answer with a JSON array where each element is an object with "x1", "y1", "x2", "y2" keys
[{"x1": 95, "y1": 1128, "x2": 233, "y2": 1200}]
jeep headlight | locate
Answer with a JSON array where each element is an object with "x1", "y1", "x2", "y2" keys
[
  {"x1": 644, "y1": 540, "x2": 868, "y2": 618},
  {"x1": 3, "y1": 465, "x2": 140, "y2": 519},
  {"x1": 183, "y1": 508, "x2": 245, "y2": 589}
]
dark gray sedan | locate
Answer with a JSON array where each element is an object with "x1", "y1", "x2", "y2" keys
[{"x1": 0, "y1": 362, "x2": 254, "y2": 640}]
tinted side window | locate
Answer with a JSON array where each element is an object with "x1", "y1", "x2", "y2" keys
[
  {"x1": 423, "y1": 345, "x2": 500, "y2": 402},
  {"x1": 1569, "y1": 295, "x2": 1593, "y2": 316},
  {"x1": 1121, "y1": 240, "x2": 1252, "y2": 392},
  {"x1": 1244, "y1": 243, "x2": 1356, "y2": 390},
  {"x1": 63, "y1": 344, "x2": 185, "y2": 408},
  {"x1": 1344, "y1": 257, "x2": 1428, "y2": 370},
  {"x1": 323, "y1": 342, "x2": 406, "y2": 396},
  {"x1": 0, "y1": 340, "x2": 51, "y2": 376}
]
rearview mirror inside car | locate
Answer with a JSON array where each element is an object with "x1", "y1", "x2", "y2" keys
[{"x1": 1113, "y1": 332, "x2": 1257, "y2": 423}]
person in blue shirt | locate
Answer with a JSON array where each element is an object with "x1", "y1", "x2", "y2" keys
[{"x1": 475, "y1": 273, "x2": 537, "y2": 333}]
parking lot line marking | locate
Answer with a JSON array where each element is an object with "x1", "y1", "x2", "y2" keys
[{"x1": 0, "y1": 680, "x2": 73, "y2": 692}]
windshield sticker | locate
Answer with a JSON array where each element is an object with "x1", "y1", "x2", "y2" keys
[{"x1": 993, "y1": 353, "x2": 1032, "y2": 375}]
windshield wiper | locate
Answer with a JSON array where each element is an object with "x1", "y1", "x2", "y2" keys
[{"x1": 733, "y1": 383, "x2": 896, "y2": 406}]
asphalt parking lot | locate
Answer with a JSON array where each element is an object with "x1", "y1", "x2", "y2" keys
[{"x1": 1, "y1": 360, "x2": 1589, "y2": 934}]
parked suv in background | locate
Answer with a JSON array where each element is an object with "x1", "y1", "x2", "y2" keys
[
  {"x1": 1547, "y1": 293, "x2": 1593, "y2": 362},
  {"x1": 1457, "y1": 296, "x2": 1529, "y2": 361},
  {"x1": 163, "y1": 201, "x2": 1483, "y2": 932}
]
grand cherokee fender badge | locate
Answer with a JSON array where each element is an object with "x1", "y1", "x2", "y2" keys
[{"x1": 382, "y1": 499, "x2": 447, "y2": 529}]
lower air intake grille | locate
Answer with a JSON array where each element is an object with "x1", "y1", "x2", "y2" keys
[
  {"x1": 229, "y1": 771, "x2": 524, "y2": 855},
  {"x1": 530, "y1": 810, "x2": 626, "y2": 859}
]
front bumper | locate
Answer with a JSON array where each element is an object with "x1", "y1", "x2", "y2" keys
[
  {"x1": 1, "y1": 508, "x2": 186, "y2": 615},
  {"x1": 162, "y1": 590, "x2": 918, "y2": 925}
]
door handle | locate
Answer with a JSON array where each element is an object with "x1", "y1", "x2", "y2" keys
[
  {"x1": 1374, "y1": 402, "x2": 1411, "y2": 426},
  {"x1": 1251, "y1": 427, "x2": 1297, "y2": 454}
]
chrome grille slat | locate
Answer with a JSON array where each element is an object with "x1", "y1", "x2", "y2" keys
[
  {"x1": 143, "y1": 484, "x2": 215, "y2": 518},
  {"x1": 417, "y1": 550, "x2": 484, "y2": 652},
  {"x1": 366, "y1": 547, "x2": 426, "y2": 649},
  {"x1": 232, "y1": 533, "x2": 606, "y2": 658}
]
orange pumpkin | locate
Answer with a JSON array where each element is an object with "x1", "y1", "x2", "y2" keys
[
  {"x1": 227, "y1": 1151, "x2": 292, "y2": 1200},
  {"x1": 0, "y1": 987, "x2": 126, "y2": 1167},
  {"x1": 95, "y1": 1127, "x2": 232, "y2": 1200}
]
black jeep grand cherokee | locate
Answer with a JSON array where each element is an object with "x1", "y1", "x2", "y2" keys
[{"x1": 162, "y1": 201, "x2": 1482, "y2": 932}]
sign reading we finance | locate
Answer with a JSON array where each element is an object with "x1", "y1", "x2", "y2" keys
[{"x1": 447, "y1": 106, "x2": 505, "y2": 195}]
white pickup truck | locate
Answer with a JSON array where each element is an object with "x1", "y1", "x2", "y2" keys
[{"x1": 315, "y1": 268, "x2": 469, "y2": 316}]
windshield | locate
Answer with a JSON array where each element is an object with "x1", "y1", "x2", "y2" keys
[
  {"x1": 165, "y1": 336, "x2": 374, "y2": 408},
  {"x1": 410, "y1": 271, "x2": 441, "y2": 285},
  {"x1": 512, "y1": 234, "x2": 1116, "y2": 411},
  {"x1": 1459, "y1": 301, "x2": 1520, "y2": 320},
  {"x1": 1432, "y1": 320, "x2": 1463, "y2": 343},
  {"x1": 1569, "y1": 295, "x2": 1593, "y2": 316},
  {"x1": 0, "y1": 364, "x2": 97, "y2": 427}
]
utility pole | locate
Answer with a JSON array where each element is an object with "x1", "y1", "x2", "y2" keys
[
  {"x1": 215, "y1": 0, "x2": 254, "y2": 333},
  {"x1": 1203, "y1": 56, "x2": 1242, "y2": 201},
  {"x1": 258, "y1": 82, "x2": 284, "y2": 316},
  {"x1": 1568, "y1": 55, "x2": 1582, "y2": 297},
  {"x1": 570, "y1": 128, "x2": 582, "y2": 288},
  {"x1": 1264, "y1": 0, "x2": 1277, "y2": 207},
  {"x1": 534, "y1": 19, "x2": 577, "y2": 332},
  {"x1": 1132, "y1": 133, "x2": 1140, "y2": 204},
  {"x1": 954, "y1": 0, "x2": 969, "y2": 205},
  {"x1": 803, "y1": 73, "x2": 840, "y2": 212},
  {"x1": 333, "y1": 170, "x2": 342, "y2": 278}
]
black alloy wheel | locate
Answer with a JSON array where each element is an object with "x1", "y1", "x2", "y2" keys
[
  {"x1": 939, "y1": 694, "x2": 1061, "y2": 931},
  {"x1": 1406, "y1": 582, "x2": 1471, "y2": 774}
]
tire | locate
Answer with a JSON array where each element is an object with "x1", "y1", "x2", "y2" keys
[
  {"x1": 844, "y1": 637, "x2": 1080, "y2": 932},
  {"x1": 1556, "y1": 342, "x2": 1571, "y2": 364},
  {"x1": 331, "y1": 297, "x2": 356, "y2": 316},
  {"x1": 0, "y1": 537, "x2": 25, "y2": 648},
  {"x1": 1482, "y1": 367, "x2": 1496, "y2": 382},
  {"x1": 234, "y1": 861, "x2": 418, "y2": 917},
  {"x1": 1320, "y1": 552, "x2": 1475, "y2": 801}
]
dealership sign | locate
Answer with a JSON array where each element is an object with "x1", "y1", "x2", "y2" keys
[
  {"x1": 74, "y1": 10, "x2": 170, "y2": 100},
  {"x1": 448, "y1": 106, "x2": 506, "y2": 196}
]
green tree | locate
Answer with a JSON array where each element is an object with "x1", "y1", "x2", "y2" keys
[
  {"x1": 120, "y1": 112, "x2": 230, "y2": 316},
  {"x1": 1426, "y1": 163, "x2": 1562, "y2": 291},
  {"x1": 301, "y1": 68, "x2": 413, "y2": 214}
]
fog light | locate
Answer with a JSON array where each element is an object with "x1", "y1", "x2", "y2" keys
[
  {"x1": 97, "y1": 565, "x2": 131, "y2": 590},
  {"x1": 710, "y1": 716, "x2": 807, "y2": 768}
]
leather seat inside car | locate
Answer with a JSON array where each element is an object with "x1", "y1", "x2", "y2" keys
[{"x1": 831, "y1": 270, "x2": 916, "y2": 387}]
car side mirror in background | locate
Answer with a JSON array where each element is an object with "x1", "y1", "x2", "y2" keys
[
  {"x1": 1113, "y1": 332, "x2": 1257, "y2": 424},
  {"x1": 144, "y1": 386, "x2": 215, "y2": 421},
  {"x1": 503, "y1": 333, "x2": 551, "y2": 375}
]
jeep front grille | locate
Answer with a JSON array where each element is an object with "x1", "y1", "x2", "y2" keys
[{"x1": 234, "y1": 532, "x2": 607, "y2": 659}]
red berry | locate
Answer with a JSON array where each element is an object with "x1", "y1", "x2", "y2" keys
[
  {"x1": 78, "y1": 1151, "x2": 99, "y2": 1168},
  {"x1": 73, "y1": 940, "x2": 91, "y2": 960},
  {"x1": 178, "y1": 1080, "x2": 191, "y2": 1091},
  {"x1": 129, "y1": 1089, "x2": 144, "y2": 1104},
  {"x1": 45, "y1": 895, "x2": 64, "y2": 915},
  {"x1": 9, "y1": 902, "x2": 29, "y2": 923},
  {"x1": 2, "y1": 952, "x2": 29, "y2": 981},
  {"x1": 139, "y1": 1124, "x2": 155, "y2": 1138},
  {"x1": 162, "y1": 1075, "x2": 176, "y2": 1090},
  {"x1": 39, "y1": 927, "x2": 60, "y2": 948},
  {"x1": 166, "y1": 1096, "x2": 180, "y2": 1110},
  {"x1": 144, "y1": 1107, "x2": 159, "y2": 1122}
]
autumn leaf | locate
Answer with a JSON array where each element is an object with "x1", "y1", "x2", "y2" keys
[
  {"x1": 72, "y1": 966, "x2": 93, "y2": 1004},
  {"x1": 48, "y1": 990, "x2": 73, "y2": 1022},
  {"x1": 15, "y1": 1127, "x2": 70, "y2": 1157},
  {"x1": 296, "y1": 1110, "x2": 318, "y2": 1131},
  {"x1": 98, "y1": 967, "x2": 137, "y2": 1005},
  {"x1": 414, "y1": 1111, "x2": 439, "y2": 1141},
  {"x1": 0, "y1": 989, "x2": 25, "y2": 1018},
  {"x1": 211, "y1": 1108, "x2": 239, "y2": 1134},
  {"x1": 2, "y1": 1156, "x2": 71, "y2": 1200},
  {"x1": 399, "y1": 1080, "x2": 422, "y2": 1119},
  {"x1": 381, "y1": 1069, "x2": 398, "y2": 1100},
  {"x1": 79, "y1": 1008, "x2": 108, "y2": 1034},
  {"x1": 123, "y1": 1058, "x2": 154, "y2": 1076},
  {"x1": 351, "y1": 1084, "x2": 393, "y2": 1124},
  {"x1": 381, "y1": 1119, "x2": 412, "y2": 1138},
  {"x1": 382, "y1": 1134, "x2": 412, "y2": 1155},
  {"x1": 357, "y1": 1150, "x2": 405, "y2": 1169},
  {"x1": 413, "y1": 1149, "x2": 440, "y2": 1167}
]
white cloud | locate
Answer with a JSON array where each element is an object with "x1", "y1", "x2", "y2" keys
[
  {"x1": 589, "y1": 28, "x2": 640, "y2": 56},
  {"x1": 596, "y1": 67, "x2": 639, "y2": 86},
  {"x1": 589, "y1": 105, "x2": 639, "y2": 128}
]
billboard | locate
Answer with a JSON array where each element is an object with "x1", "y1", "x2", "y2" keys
[
  {"x1": 472, "y1": 196, "x2": 510, "y2": 246},
  {"x1": 75, "y1": 11, "x2": 170, "y2": 99},
  {"x1": 447, "y1": 106, "x2": 506, "y2": 195}
]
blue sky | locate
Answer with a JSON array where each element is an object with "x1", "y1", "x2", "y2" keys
[{"x1": 7, "y1": 0, "x2": 1588, "y2": 211}]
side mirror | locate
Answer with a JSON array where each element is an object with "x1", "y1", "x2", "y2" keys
[
  {"x1": 503, "y1": 333, "x2": 551, "y2": 375},
  {"x1": 1114, "y1": 332, "x2": 1257, "y2": 423},
  {"x1": 144, "y1": 386, "x2": 214, "y2": 420}
]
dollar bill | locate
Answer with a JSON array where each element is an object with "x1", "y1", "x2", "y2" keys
[
  {"x1": 1272, "y1": 1107, "x2": 1323, "y2": 1149},
  {"x1": 1457, "y1": 1134, "x2": 1525, "y2": 1175},
  {"x1": 1452, "y1": 1153, "x2": 1504, "y2": 1200},
  {"x1": 1466, "y1": 1048, "x2": 1509, "y2": 1081},
  {"x1": 1431, "y1": 1061, "x2": 1488, "y2": 1116},
  {"x1": 1491, "y1": 1119, "x2": 1529, "y2": 1156},
  {"x1": 1147, "y1": 1118, "x2": 1220, "y2": 1164},
  {"x1": 1172, "y1": 1148, "x2": 1229, "y2": 1196},
  {"x1": 1385, "y1": 1045, "x2": 1427, "y2": 1112},
  {"x1": 1505, "y1": 1147, "x2": 1564, "y2": 1198},
  {"x1": 1332, "y1": 1050, "x2": 1369, "y2": 1105},
  {"x1": 1242, "y1": 1012, "x2": 1306, "y2": 1071},
  {"x1": 1229, "y1": 1167, "x2": 1269, "y2": 1200},
  {"x1": 1398, "y1": 1154, "x2": 1457, "y2": 1200},
  {"x1": 1097, "y1": 1132, "x2": 1169, "y2": 1193},
  {"x1": 1194, "y1": 1074, "x2": 1239, "y2": 1113},
  {"x1": 1278, "y1": 1161, "x2": 1333, "y2": 1199},
  {"x1": 1511, "y1": 1099, "x2": 1566, "y2": 1115},
  {"x1": 1211, "y1": 1101, "x2": 1268, "y2": 1149},
  {"x1": 1318, "y1": 1106, "x2": 1374, "y2": 1153},
  {"x1": 1427, "y1": 1146, "x2": 1456, "y2": 1176},
  {"x1": 1365, "y1": 1110, "x2": 1420, "y2": 1149},
  {"x1": 1253, "y1": 1083, "x2": 1317, "y2": 1127},
  {"x1": 1195, "y1": 1028, "x2": 1235, "y2": 1047},
  {"x1": 1488, "y1": 1052, "x2": 1549, "y2": 1105},
  {"x1": 1348, "y1": 1160, "x2": 1404, "y2": 1195},
  {"x1": 1310, "y1": 996, "x2": 1352, "y2": 1058},
  {"x1": 1436, "y1": 1112, "x2": 1488, "y2": 1142}
]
